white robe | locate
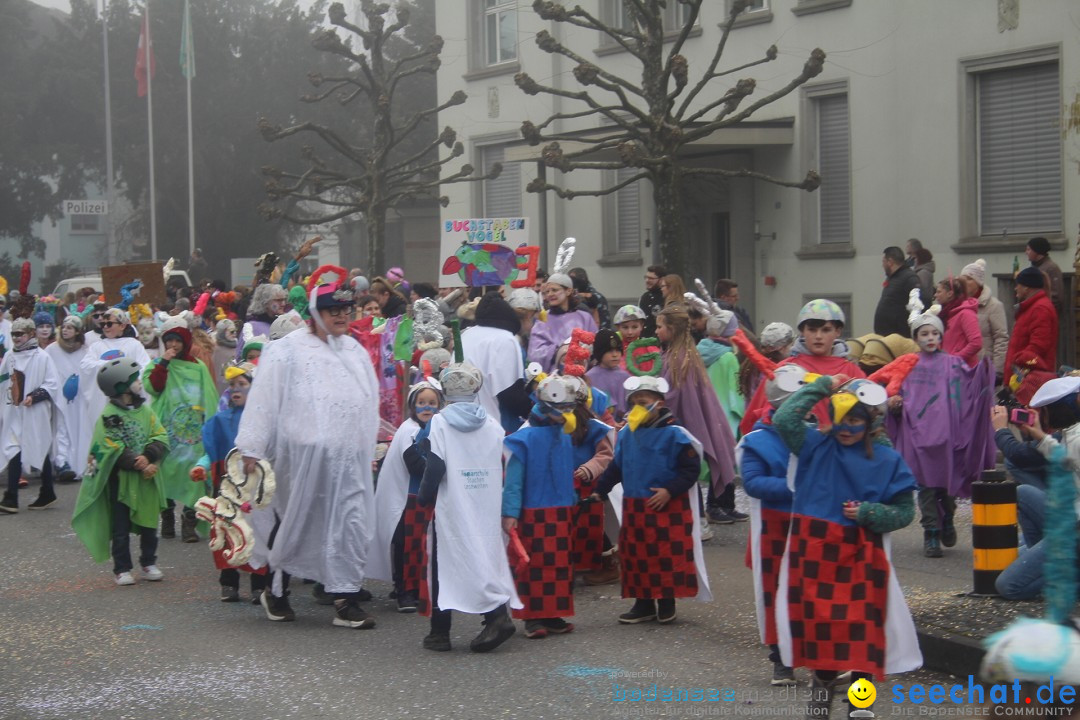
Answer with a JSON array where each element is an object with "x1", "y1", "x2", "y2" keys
[
  {"x1": 235, "y1": 330, "x2": 379, "y2": 595},
  {"x1": 44, "y1": 343, "x2": 90, "y2": 474},
  {"x1": 461, "y1": 325, "x2": 524, "y2": 423},
  {"x1": 0, "y1": 346, "x2": 61, "y2": 471},
  {"x1": 79, "y1": 336, "x2": 152, "y2": 430},
  {"x1": 425, "y1": 409, "x2": 522, "y2": 614},
  {"x1": 0, "y1": 319, "x2": 11, "y2": 354},
  {"x1": 367, "y1": 417, "x2": 421, "y2": 584}
]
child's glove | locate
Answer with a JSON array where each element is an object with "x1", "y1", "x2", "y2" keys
[{"x1": 190, "y1": 466, "x2": 206, "y2": 482}]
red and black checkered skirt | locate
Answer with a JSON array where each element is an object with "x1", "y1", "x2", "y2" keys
[
  {"x1": 749, "y1": 507, "x2": 792, "y2": 645},
  {"x1": 401, "y1": 494, "x2": 432, "y2": 595},
  {"x1": 784, "y1": 514, "x2": 890, "y2": 678},
  {"x1": 618, "y1": 493, "x2": 698, "y2": 600},
  {"x1": 571, "y1": 476, "x2": 605, "y2": 572},
  {"x1": 511, "y1": 505, "x2": 575, "y2": 620}
]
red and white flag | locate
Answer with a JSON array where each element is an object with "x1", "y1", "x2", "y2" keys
[{"x1": 135, "y1": 7, "x2": 156, "y2": 98}]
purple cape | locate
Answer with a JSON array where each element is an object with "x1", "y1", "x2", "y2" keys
[
  {"x1": 526, "y1": 309, "x2": 597, "y2": 372},
  {"x1": 662, "y1": 361, "x2": 737, "y2": 495},
  {"x1": 885, "y1": 350, "x2": 995, "y2": 497},
  {"x1": 586, "y1": 365, "x2": 630, "y2": 415}
]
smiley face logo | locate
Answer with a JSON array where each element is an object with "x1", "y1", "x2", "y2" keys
[{"x1": 847, "y1": 677, "x2": 876, "y2": 708}]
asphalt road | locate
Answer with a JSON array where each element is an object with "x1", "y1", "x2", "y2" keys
[{"x1": 1, "y1": 483, "x2": 958, "y2": 720}]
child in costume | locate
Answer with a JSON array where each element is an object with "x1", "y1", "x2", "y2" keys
[
  {"x1": 696, "y1": 310, "x2": 745, "y2": 437},
  {"x1": 739, "y1": 322, "x2": 794, "y2": 404},
  {"x1": 740, "y1": 300, "x2": 865, "y2": 436},
  {"x1": 528, "y1": 239, "x2": 597, "y2": 372},
  {"x1": 189, "y1": 362, "x2": 267, "y2": 603},
  {"x1": 71, "y1": 358, "x2": 170, "y2": 585},
  {"x1": 0, "y1": 317, "x2": 62, "y2": 512},
  {"x1": 585, "y1": 329, "x2": 629, "y2": 420},
  {"x1": 417, "y1": 336, "x2": 521, "y2": 653},
  {"x1": 875, "y1": 290, "x2": 995, "y2": 558},
  {"x1": 45, "y1": 315, "x2": 90, "y2": 482},
  {"x1": 772, "y1": 374, "x2": 921, "y2": 715},
  {"x1": 369, "y1": 379, "x2": 444, "y2": 613},
  {"x1": 502, "y1": 375, "x2": 581, "y2": 639},
  {"x1": 144, "y1": 321, "x2": 218, "y2": 543},
  {"x1": 737, "y1": 365, "x2": 812, "y2": 687},
  {"x1": 593, "y1": 361, "x2": 712, "y2": 624},
  {"x1": 613, "y1": 305, "x2": 646, "y2": 358}
]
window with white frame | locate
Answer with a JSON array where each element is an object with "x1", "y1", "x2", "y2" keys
[
  {"x1": 976, "y1": 61, "x2": 1061, "y2": 236},
  {"x1": 612, "y1": 166, "x2": 641, "y2": 255},
  {"x1": 480, "y1": 145, "x2": 521, "y2": 217},
  {"x1": 482, "y1": 0, "x2": 517, "y2": 66},
  {"x1": 816, "y1": 93, "x2": 851, "y2": 245},
  {"x1": 600, "y1": 0, "x2": 697, "y2": 40}
]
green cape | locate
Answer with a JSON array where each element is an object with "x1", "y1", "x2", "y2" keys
[
  {"x1": 71, "y1": 403, "x2": 169, "y2": 564},
  {"x1": 144, "y1": 358, "x2": 219, "y2": 507}
]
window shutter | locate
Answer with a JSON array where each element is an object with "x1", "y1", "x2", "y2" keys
[
  {"x1": 615, "y1": 167, "x2": 641, "y2": 254},
  {"x1": 481, "y1": 145, "x2": 521, "y2": 217},
  {"x1": 978, "y1": 62, "x2": 1061, "y2": 235},
  {"x1": 817, "y1": 94, "x2": 851, "y2": 244}
]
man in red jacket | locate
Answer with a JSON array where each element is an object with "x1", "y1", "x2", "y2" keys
[{"x1": 1004, "y1": 267, "x2": 1058, "y2": 391}]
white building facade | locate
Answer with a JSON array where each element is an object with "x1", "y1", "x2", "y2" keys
[{"x1": 434, "y1": 0, "x2": 1077, "y2": 335}]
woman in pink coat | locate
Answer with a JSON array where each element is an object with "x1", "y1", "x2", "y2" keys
[{"x1": 935, "y1": 278, "x2": 982, "y2": 367}]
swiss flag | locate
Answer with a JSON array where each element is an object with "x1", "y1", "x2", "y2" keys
[{"x1": 135, "y1": 8, "x2": 156, "y2": 98}]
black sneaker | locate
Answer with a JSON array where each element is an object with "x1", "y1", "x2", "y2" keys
[
  {"x1": 541, "y1": 617, "x2": 574, "y2": 634},
  {"x1": 28, "y1": 493, "x2": 58, "y2": 510},
  {"x1": 396, "y1": 591, "x2": 418, "y2": 614},
  {"x1": 332, "y1": 599, "x2": 376, "y2": 629},
  {"x1": 706, "y1": 507, "x2": 734, "y2": 525},
  {"x1": 657, "y1": 599, "x2": 677, "y2": 624},
  {"x1": 260, "y1": 591, "x2": 296, "y2": 622},
  {"x1": 942, "y1": 517, "x2": 957, "y2": 548},
  {"x1": 312, "y1": 583, "x2": 335, "y2": 605},
  {"x1": 724, "y1": 509, "x2": 749, "y2": 522},
  {"x1": 0, "y1": 493, "x2": 18, "y2": 514},
  {"x1": 220, "y1": 586, "x2": 240, "y2": 603},
  {"x1": 57, "y1": 466, "x2": 78, "y2": 483},
  {"x1": 524, "y1": 619, "x2": 548, "y2": 639},
  {"x1": 251, "y1": 591, "x2": 263, "y2": 606},
  {"x1": 618, "y1": 600, "x2": 657, "y2": 624},
  {"x1": 771, "y1": 661, "x2": 797, "y2": 686},
  {"x1": 356, "y1": 587, "x2": 373, "y2": 602},
  {"x1": 423, "y1": 632, "x2": 451, "y2": 652},
  {"x1": 470, "y1": 611, "x2": 516, "y2": 652}
]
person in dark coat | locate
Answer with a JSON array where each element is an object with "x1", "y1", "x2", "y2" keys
[
  {"x1": 874, "y1": 246, "x2": 921, "y2": 337},
  {"x1": 639, "y1": 265, "x2": 666, "y2": 338}
]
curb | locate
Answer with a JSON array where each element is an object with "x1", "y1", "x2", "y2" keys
[{"x1": 916, "y1": 625, "x2": 985, "y2": 678}]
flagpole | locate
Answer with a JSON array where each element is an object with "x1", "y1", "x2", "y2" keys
[
  {"x1": 101, "y1": 0, "x2": 117, "y2": 264},
  {"x1": 145, "y1": 0, "x2": 157, "y2": 262},
  {"x1": 184, "y1": 0, "x2": 195, "y2": 257}
]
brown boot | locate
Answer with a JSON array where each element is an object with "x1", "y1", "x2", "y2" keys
[
  {"x1": 160, "y1": 508, "x2": 176, "y2": 538},
  {"x1": 181, "y1": 512, "x2": 200, "y2": 543},
  {"x1": 583, "y1": 550, "x2": 620, "y2": 586}
]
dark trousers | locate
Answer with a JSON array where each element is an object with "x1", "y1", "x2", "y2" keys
[
  {"x1": 917, "y1": 487, "x2": 956, "y2": 530},
  {"x1": 391, "y1": 513, "x2": 406, "y2": 594},
  {"x1": 220, "y1": 568, "x2": 267, "y2": 593},
  {"x1": 707, "y1": 482, "x2": 736, "y2": 512},
  {"x1": 108, "y1": 473, "x2": 158, "y2": 574},
  {"x1": 6, "y1": 453, "x2": 54, "y2": 498},
  {"x1": 429, "y1": 526, "x2": 452, "y2": 632},
  {"x1": 265, "y1": 512, "x2": 291, "y2": 597}
]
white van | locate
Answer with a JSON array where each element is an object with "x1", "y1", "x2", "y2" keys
[{"x1": 53, "y1": 270, "x2": 193, "y2": 299}]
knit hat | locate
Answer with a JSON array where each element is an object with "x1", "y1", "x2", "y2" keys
[
  {"x1": 475, "y1": 292, "x2": 520, "y2": 335},
  {"x1": 960, "y1": 258, "x2": 987, "y2": 288},
  {"x1": 759, "y1": 322, "x2": 795, "y2": 352},
  {"x1": 61, "y1": 315, "x2": 84, "y2": 332},
  {"x1": 1027, "y1": 236, "x2": 1051, "y2": 256},
  {"x1": 440, "y1": 319, "x2": 483, "y2": 401},
  {"x1": 33, "y1": 311, "x2": 54, "y2": 327},
  {"x1": 12, "y1": 317, "x2": 35, "y2": 337},
  {"x1": 592, "y1": 328, "x2": 623, "y2": 362},
  {"x1": 1016, "y1": 266, "x2": 1045, "y2": 289},
  {"x1": 507, "y1": 288, "x2": 541, "y2": 312}
]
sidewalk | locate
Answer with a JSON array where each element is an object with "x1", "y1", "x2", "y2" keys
[{"x1": 705, "y1": 497, "x2": 1043, "y2": 679}]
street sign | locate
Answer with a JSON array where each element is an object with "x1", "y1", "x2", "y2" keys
[{"x1": 63, "y1": 199, "x2": 108, "y2": 215}]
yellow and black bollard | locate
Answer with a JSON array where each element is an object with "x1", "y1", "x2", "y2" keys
[{"x1": 971, "y1": 469, "x2": 1019, "y2": 596}]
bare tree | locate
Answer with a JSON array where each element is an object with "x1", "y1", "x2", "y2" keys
[
  {"x1": 258, "y1": 0, "x2": 498, "y2": 272},
  {"x1": 517, "y1": 0, "x2": 825, "y2": 273}
]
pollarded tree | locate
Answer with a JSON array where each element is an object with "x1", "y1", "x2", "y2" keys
[
  {"x1": 259, "y1": 0, "x2": 498, "y2": 272},
  {"x1": 517, "y1": 0, "x2": 825, "y2": 274}
]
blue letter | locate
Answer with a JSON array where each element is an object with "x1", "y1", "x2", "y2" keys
[
  {"x1": 949, "y1": 684, "x2": 964, "y2": 703},
  {"x1": 968, "y1": 676, "x2": 985, "y2": 705},
  {"x1": 928, "y1": 685, "x2": 945, "y2": 704},
  {"x1": 892, "y1": 685, "x2": 906, "y2": 704},
  {"x1": 613, "y1": 684, "x2": 624, "y2": 702},
  {"x1": 910, "y1": 685, "x2": 925, "y2": 704}
]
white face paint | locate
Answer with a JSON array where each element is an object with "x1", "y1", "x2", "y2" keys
[
  {"x1": 36, "y1": 325, "x2": 53, "y2": 340},
  {"x1": 915, "y1": 325, "x2": 941, "y2": 353}
]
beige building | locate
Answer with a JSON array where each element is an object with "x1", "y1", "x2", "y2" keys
[{"x1": 434, "y1": 0, "x2": 1077, "y2": 334}]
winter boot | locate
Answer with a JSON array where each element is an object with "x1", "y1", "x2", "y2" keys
[
  {"x1": 470, "y1": 604, "x2": 516, "y2": 652},
  {"x1": 583, "y1": 551, "x2": 620, "y2": 586},
  {"x1": 160, "y1": 507, "x2": 176, "y2": 538},
  {"x1": 181, "y1": 512, "x2": 200, "y2": 543},
  {"x1": 924, "y1": 529, "x2": 943, "y2": 558},
  {"x1": 941, "y1": 515, "x2": 957, "y2": 548}
]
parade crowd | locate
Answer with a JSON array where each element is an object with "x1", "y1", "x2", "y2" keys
[{"x1": 3, "y1": 234, "x2": 1078, "y2": 717}]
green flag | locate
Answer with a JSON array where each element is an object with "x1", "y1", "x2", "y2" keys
[{"x1": 180, "y1": 0, "x2": 195, "y2": 79}]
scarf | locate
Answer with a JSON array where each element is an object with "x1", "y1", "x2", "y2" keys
[
  {"x1": 57, "y1": 336, "x2": 84, "y2": 353},
  {"x1": 14, "y1": 337, "x2": 38, "y2": 352}
]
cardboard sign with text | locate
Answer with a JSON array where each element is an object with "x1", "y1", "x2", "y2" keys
[
  {"x1": 101, "y1": 262, "x2": 166, "y2": 307},
  {"x1": 438, "y1": 217, "x2": 538, "y2": 288}
]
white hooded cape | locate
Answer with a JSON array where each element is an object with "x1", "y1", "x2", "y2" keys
[
  {"x1": 235, "y1": 330, "x2": 379, "y2": 595},
  {"x1": 0, "y1": 346, "x2": 61, "y2": 471},
  {"x1": 367, "y1": 417, "x2": 421, "y2": 584},
  {"x1": 45, "y1": 342, "x2": 90, "y2": 474}
]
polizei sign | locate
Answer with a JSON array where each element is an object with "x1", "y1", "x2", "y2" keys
[{"x1": 63, "y1": 200, "x2": 108, "y2": 215}]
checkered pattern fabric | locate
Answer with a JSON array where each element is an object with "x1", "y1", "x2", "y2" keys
[
  {"x1": 511, "y1": 505, "x2": 575, "y2": 620},
  {"x1": 401, "y1": 494, "x2": 432, "y2": 595},
  {"x1": 785, "y1": 514, "x2": 890, "y2": 677},
  {"x1": 619, "y1": 493, "x2": 698, "y2": 600},
  {"x1": 571, "y1": 475, "x2": 605, "y2": 572},
  {"x1": 747, "y1": 507, "x2": 792, "y2": 644}
]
